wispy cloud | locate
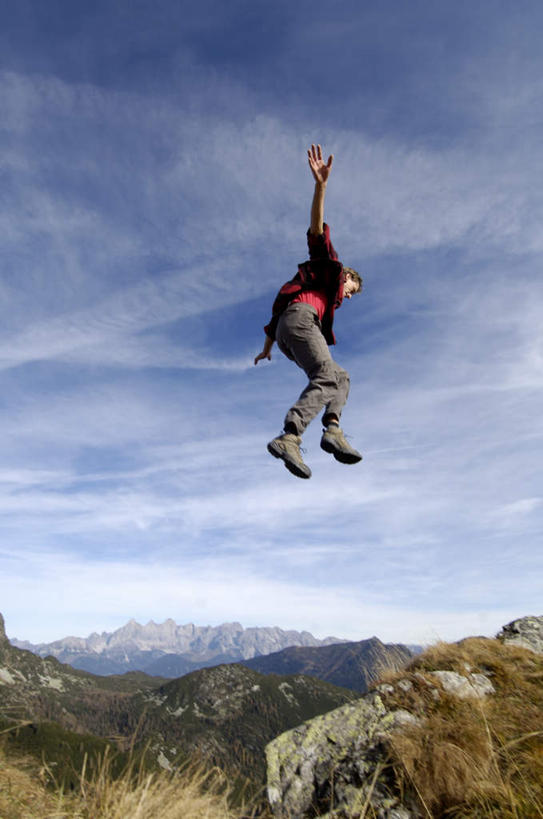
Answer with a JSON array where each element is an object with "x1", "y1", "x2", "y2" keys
[
  {"x1": 0, "y1": 3, "x2": 542, "y2": 648},
  {"x1": 1, "y1": 547, "x2": 530, "y2": 646}
]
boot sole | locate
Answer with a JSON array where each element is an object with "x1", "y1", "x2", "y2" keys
[
  {"x1": 321, "y1": 439, "x2": 362, "y2": 465},
  {"x1": 267, "y1": 441, "x2": 311, "y2": 479}
]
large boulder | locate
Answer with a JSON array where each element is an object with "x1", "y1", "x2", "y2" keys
[
  {"x1": 266, "y1": 691, "x2": 420, "y2": 818},
  {"x1": 497, "y1": 615, "x2": 543, "y2": 655}
]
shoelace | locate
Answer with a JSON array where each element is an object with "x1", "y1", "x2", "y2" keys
[
  {"x1": 285, "y1": 434, "x2": 308, "y2": 456},
  {"x1": 326, "y1": 427, "x2": 357, "y2": 447}
]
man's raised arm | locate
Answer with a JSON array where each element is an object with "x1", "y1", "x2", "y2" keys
[{"x1": 308, "y1": 143, "x2": 333, "y2": 236}]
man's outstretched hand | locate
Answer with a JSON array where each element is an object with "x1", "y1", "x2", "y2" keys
[{"x1": 308, "y1": 143, "x2": 333, "y2": 185}]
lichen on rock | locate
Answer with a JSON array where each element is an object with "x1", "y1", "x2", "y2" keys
[
  {"x1": 265, "y1": 619, "x2": 543, "y2": 818},
  {"x1": 428, "y1": 669, "x2": 495, "y2": 699},
  {"x1": 266, "y1": 691, "x2": 419, "y2": 818}
]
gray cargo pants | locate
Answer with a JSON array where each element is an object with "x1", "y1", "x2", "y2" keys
[{"x1": 276, "y1": 302, "x2": 350, "y2": 435}]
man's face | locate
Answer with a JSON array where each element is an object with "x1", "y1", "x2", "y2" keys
[{"x1": 343, "y1": 273, "x2": 360, "y2": 299}]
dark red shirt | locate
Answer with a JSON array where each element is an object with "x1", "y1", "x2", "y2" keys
[
  {"x1": 291, "y1": 287, "x2": 328, "y2": 320},
  {"x1": 264, "y1": 223, "x2": 345, "y2": 345}
]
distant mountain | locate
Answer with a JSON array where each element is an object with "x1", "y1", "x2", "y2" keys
[
  {"x1": 11, "y1": 618, "x2": 345, "y2": 676},
  {"x1": 242, "y1": 637, "x2": 413, "y2": 692},
  {"x1": 0, "y1": 612, "x2": 356, "y2": 793}
]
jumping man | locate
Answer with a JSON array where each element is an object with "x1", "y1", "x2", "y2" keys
[{"x1": 254, "y1": 144, "x2": 363, "y2": 479}]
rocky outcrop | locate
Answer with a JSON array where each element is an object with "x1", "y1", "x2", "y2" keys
[
  {"x1": 265, "y1": 618, "x2": 543, "y2": 818},
  {"x1": 266, "y1": 692, "x2": 420, "y2": 818},
  {"x1": 266, "y1": 662, "x2": 496, "y2": 819},
  {"x1": 497, "y1": 615, "x2": 543, "y2": 654},
  {"x1": 427, "y1": 669, "x2": 495, "y2": 699}
]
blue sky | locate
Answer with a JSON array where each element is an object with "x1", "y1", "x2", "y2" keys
[{"x1": 1, "y1": 0, "x2": 542, "y2": 645}]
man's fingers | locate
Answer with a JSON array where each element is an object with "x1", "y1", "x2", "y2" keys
[
  {"x1": 254, "y1": 352, "x2": 271, "y2": 365},
  {"x1": 308, "y1": 144, "x2": 332, "y2": 169}
]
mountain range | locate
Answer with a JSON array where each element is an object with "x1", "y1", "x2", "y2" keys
[
  {"x1": 0, "y1": 612, "x2": 358, "y2": 794},
  {"x1": 11, "y1": 618, "x2": 345, "y2": 676}
]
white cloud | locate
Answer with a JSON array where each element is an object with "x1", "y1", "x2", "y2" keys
[
  {"x1": 1, "y1": 66, "x2": 542, "y2": 373},
  {"x1": 0, "y1": 56, "x2": 542, "y2": 649},
  {"x1": 0, "y1": 549, "x2": 529, "y2": 646},
  {"x1": 0, "y1": 260, "x2": 255, "y2": 371}
]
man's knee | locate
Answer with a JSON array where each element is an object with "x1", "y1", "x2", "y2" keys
[
  {"x1": 307, "y1": 358, "x2": 337, "y2": 383},
  {"x1": 336, "y1": 366, "x2": 350, "y2": 388}
]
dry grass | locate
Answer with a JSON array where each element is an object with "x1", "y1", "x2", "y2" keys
[
  {"x1": 379, "y1": 637, "x2": 543, "y2": 818},
  {"x1": 0, "y1": 750, "x2": 63, "y2": 818},
  {"x1": 0, "y1": 743, "x2": 260, "y2": 819},
  {"x1": 2, "y1": 637, "x2": 541, "y2": 818}
]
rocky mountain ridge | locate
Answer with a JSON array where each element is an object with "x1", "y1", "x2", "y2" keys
[
  {"x1": 10, "y1": 618, "x2": 345, "y2": 676},
  {"x1": 242, "y1": 636, "x2": 413, "y2": 692}
]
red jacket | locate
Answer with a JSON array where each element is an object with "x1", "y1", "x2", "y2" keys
[{"x1": 264, "y1": 223, "x2": 345, "y2": 345}]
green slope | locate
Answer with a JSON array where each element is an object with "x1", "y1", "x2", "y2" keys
[{"x1": 0, "y1": 613, "x2": 357, "y2": 796}]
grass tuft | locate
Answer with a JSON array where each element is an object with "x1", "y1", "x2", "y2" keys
[
  {"x1": 378, "y1": 637, "x2": 543, "y2": 818},
  {"x1": 0, "y1": 742, "x2": 260, "y2": 819}
]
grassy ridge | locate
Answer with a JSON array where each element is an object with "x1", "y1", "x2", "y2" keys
[{"x1": 382, "y1": 638, "x2": 543, "y2": 817}]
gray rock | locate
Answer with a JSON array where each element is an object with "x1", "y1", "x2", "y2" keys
[
  {"x1": 266, "y1": 692, "x2": 420, "y2": 818},
  {"x1": 429, "y1": 670, "x2": 495, "y2": 699},
  {"x1": 497, "y1": 616, "x2": 543, "y2": 655}
]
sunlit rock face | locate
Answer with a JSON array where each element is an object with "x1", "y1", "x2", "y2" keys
[
  {"x1": 497, "y1": 615, "x2": 543, "y2": 655},
  {"x1": 266, "y1": 691, "x2": 421, "y2": 818}
]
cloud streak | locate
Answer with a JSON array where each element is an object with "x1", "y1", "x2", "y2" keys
[{"x1": 0, "y1": 4, "x2": 542, "y2": 647}]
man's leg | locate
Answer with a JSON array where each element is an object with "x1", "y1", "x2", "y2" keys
[
  {"x1": 319, "y1": 366, "x2": 362, "y2": 463},
  {"x1": 279, "y1": 304, "x2": 361, "y2": 465},
  {"x1": 322, "y1": 366, "x2": 350, "y2": 428},
  {"x1": 268, "y1": 304, "x2": 361, "y2": 476},
  {"x1": 277, "y1": 305, "x2": 348, "y2": 434},
  {"x1": 267, "y1": 304, "x2": 333, "y2": 479}
]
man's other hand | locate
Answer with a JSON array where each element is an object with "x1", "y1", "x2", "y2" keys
[{"x1": 254, "y1": 350, "x2": 272, "y2": 365}]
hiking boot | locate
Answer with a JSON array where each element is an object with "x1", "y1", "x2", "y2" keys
[
  {"x1": 267, "y1": 433, "x2": 311, "y2": 479},
  {"x1": 320, "y1": 424, "x2": 362, "y2": 464}
]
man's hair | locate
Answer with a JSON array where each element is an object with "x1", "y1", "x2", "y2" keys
[{"x1": 343, "y1": 266, "x2": 363, "y2": 293}]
